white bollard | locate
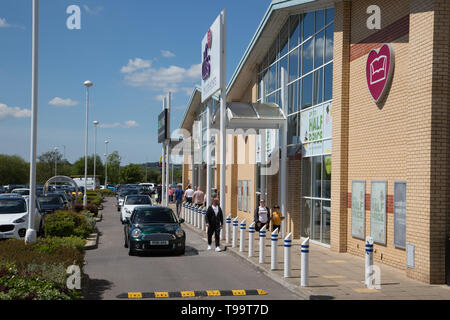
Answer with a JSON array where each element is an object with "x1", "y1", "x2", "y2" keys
[
  {"x1": 195, "y1": 206, "x2": 199, "y2": 228},
  {"x1": 197, "y1": 206, "x2": 202, "y2": 229},
  {"x1": 194, "y1": 205, "x2": 198, "y2": 227},
  {"x1": 201, "y1": 207, "x2": 206, "y2": 231},
  {"x1": 232, "y1": 217, "x2": 238, "y2": 248},
  {"x1": 239, "y1": 220, "x2": 246, "y2": 252},
  {"x1": 248, "y1": 222, "x2": 255, "y2": 257},
  {"x1": 284, "y1": 233, "x2": 292, "y2": 278},
  {"x1": 181, "y1": 202, "x2": 185, "y2": 220},
  {"x1": 365, "y1": 236, "x2": 374, "y2": 287},
  {"x1": 259, "y1": 225, "x2": 267, "y2": 264},
  {"x1": 301, "y1": 237, "x2": 310, "y2": 287},
  {"x1": 271, "y1": 228, "x2": 279, "y2": 270},
  {"x1": 189, "y1": 204, "x2": 193, "y2": 224},
  {"x1": 225, "y1": 215, "x2": 231, "y2": 244}
]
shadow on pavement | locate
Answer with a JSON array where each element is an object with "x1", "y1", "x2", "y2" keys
[
  {"x1": 309, "y1": 295, "x2": 335, "y2": 300},
  {"x1": 134, "y1": 246, "x2": 199, "y2": 258},
  {"x1": 82, "y1": 274, "x2": 114, "y2": 300}
]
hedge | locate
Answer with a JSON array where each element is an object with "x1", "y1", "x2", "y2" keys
[{"x1": 44, "y1": 210, "x2": 95, "y2": 238}]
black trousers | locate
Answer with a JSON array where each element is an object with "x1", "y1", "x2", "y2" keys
[{"x1": 207, "y1": 226, "x2": 221, "y2": 247}]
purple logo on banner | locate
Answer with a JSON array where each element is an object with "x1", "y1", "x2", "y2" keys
[{"x1": 202, "y1": 29, "x2": 212, "y2": 80}]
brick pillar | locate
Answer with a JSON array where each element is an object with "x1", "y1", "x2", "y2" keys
[
  {"x1": 226, "y1": 136, "x2": 238, "y2": 217},
  {"x1": 407, "y1": 0, "x2": 450, "y2": 284},
  {"x1": 330, "y1": 1, "x2": 351, "y2": 253}
]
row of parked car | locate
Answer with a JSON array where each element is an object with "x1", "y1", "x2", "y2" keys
[
  {"x1": 114, "y1": 184, "x2": 186, "y2": 256},
  {"x1": 0, "y1": 184, "x2": 79, "y2": 240}
]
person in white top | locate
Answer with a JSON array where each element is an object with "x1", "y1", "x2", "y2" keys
[
  {"x1": 254, "y1": 199, "x2": 271, "y2": 232},
  {"x1": 184, "y1": 185, "x2": 194, "y2": 204}
]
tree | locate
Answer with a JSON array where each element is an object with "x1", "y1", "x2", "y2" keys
[
  {"x1": 106, "y1": 151, "x2": 121, "y2": 185},
  {"x1": 36, "y1": 150, "x2": 72, "y2": 184},
  {"x1": 0, "y1": 154, "x2": 29, "y2": 185},
  {"x1": 121, "y1": 164, "x2": 144, "y2": 184},
  {"x1": 72, "y1": 155, "x2": 105, "y2": 182}
]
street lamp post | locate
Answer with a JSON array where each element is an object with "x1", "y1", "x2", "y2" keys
[
  {"x1": 118, "y1": 156, "x2": 121, "y2": 185},
  {"x1": 93, "y1": 120, "x2": 99, "y2": 190},
  {"x1": 83, "y1": 80, "x2": 93, "y2": 207},
  {"x1": 54, "y1": 147, "x2": 58, "y2": 177},
  {"x1": 104, "y1": 140, "x2": 109, "y2": 187}
]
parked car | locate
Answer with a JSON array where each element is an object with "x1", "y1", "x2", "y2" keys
[
  {"x1": 11, "y1": 188, "x2": 30, "y2": 196},
  {"x1": 117, "y1": 188, "x2": 139, "y2": 212},
  {"x1": 0, "y1": 186, "x2": 6, "y2": 194},
  {"x1": 0, "y1": 195, "x2": 43, "y2": 240},
  {"x1": 120, "y1": 194, "x2": 152, "y2": 223},
  {"x1": 123, "y1": 206, "x2": 185, "y2": 256},
  {"x1": 37, "y1": 193, "x2": 68, "y2": 214}
]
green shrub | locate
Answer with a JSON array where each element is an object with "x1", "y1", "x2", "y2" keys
[
  {"x1": 44, "y1": 211, "x2": 94, "y2": 238},
  {"x1": 85, "y1": 204, "x2": 98, "y2": 216},
  {"x1": 80, "y1": 211, "x2": 96, "y2": 230},
  {"x1": 98, "y1": 189, "x2": 115, "y2": 197},
  {"x1": 36, "y1": 236, "x2": 86, "y2": 254}
]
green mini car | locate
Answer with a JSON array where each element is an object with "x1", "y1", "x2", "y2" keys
[{"x1": 124, "y1": 206, "x2": 185, "y2": 256}]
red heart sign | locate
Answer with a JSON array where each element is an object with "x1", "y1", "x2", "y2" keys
[{"x1": 366, "y1": 44, "x2": 395, "y2": 103}]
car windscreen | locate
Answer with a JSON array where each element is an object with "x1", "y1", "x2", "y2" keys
[
  {"x1": 133, "y1": 208, "x2": 177, "y2": 224},
  {"x1": 12, "y1": 190, "x2": 29, "y2": 195},
  {"x1": 125, "y1": 196, "x2": 151, "y2": 205},
  {"x1": 0, "y1": 199, "x2": 27, "y2": 214},
  {"x1": 38, "y1": 196, "x2": 63, "y2": 205},
  {"x1": 121, "y1": 189, "x2": 139, "y2": 197}
]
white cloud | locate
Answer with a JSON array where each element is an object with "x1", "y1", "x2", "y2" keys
[
  {"x1": 0, "y1": 103, "x2": 31, "y2": 120},
  {"x1": 48, "y1": 97, "x2": 78, "y2": 107},
  {"x1": 120, "y1": 58, "x2": 152, "y2": 74},
  {"x1": 0, "y1": 18, "x2": 11, "y2": 28},
  {"x1": 100, "y1": 120, "x2": 139, "y2": 129},
  {"x1": 83, "y1": 5, "x2": 104, "y2": 15},
  {"x1": 161, "y1": 50, "x2": 176, "y2": 58}
]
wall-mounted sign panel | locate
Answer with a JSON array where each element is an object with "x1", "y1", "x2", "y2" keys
[
  {"x1": 370, "y1": 181, "x2": 387, "y2": 245},
  {"x1": 351, "y1": 180, "x2": 366, "y2": 240},
  {"x1": 158, "y1": 109, "x2": 168, "y2": 143}
]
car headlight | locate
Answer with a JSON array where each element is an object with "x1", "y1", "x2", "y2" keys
[
  {"x1": 175, "y1": 228, "x2": 184, "y2": 238},
  {"x1": 13, "y1": 215, "x2": 27, "y2": 224},
  {"x1": 131, "y1": 228, "x2": 142, "y2": 238}
]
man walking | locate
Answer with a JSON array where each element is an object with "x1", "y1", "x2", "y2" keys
[
  {"x1": 193, "y1": 186, "x2": 205, "y2": 206},
  {"x1": 174, "y1": 184, "x2": 184, "y2": 217},
  {"x1": 185, "y1": 184, "x2": 194, "y2": 204},
  {"x1": 205, "y1": 198, "x2": 223, "y2": 252}
]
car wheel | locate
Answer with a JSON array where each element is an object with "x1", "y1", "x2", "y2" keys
[
  {"x1": 128, "y1": 246, "x2": 135, "y2": 256},
  {"x1": 124, "y1": 234, "x2": 129, "y2": 248}
]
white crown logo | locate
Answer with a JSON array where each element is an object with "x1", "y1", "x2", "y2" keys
[{"x1": 369, "y1": 55, "x2": 387, "y2": 85}]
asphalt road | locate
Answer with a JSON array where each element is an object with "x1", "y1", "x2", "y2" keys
[{"x1": 83, "y1": 197, "x2": 300, "y2": 300}]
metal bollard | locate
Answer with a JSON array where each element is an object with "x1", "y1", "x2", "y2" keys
[
  {"x1": 194, "y1": 206, "x2": 198, "y2": 227},
  {"x1": 201, "y1": 207, "x2": 206, "y2": 231},
  {"x1": 239, "y1": 220, "x2": 246, "y2": 252},
  {"x1": 248, "y1": 222, "x2": 255, "y2": 257},
  {"x1": 225, "y1": 215, "x2": 231, "y2": 244},
  {"x1": 365, "y1": 236, "x2": 374, "y2": 287},
  {"x1": 232, "y1": 217, "x2": 238, "y2": 248},
  {"x1": 259, "y1": 225, "x2": 267, "y2": 264},
  {"x1": 301, "y1": 237, "x2": 310, "y2": 287},
  {"x1": 271, "y1": 228, "x2": 279, "y2": 270},
  {"x1": 284, "y1": 233, "x2": 292, "y2": 278},
  {"x1": 197, "y1": 206, "x2": 202, "y2": 229}
]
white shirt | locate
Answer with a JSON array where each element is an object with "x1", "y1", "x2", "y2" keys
[
  {"x1": 258, "y1": 206, "x2": 268, "y2": 223},
  {"x1": 212, "y1": 205, "x2": 219, "y2": 216},
  {"x1": 185, "y1": 188, "x2": 194, "y2": 198}
]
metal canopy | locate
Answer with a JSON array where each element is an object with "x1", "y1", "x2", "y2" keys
[{"x1": 211, "y1": 102, "x2": 286, "y2": 130}]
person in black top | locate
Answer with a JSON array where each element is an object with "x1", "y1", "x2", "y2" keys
[{"x1": 205, "y1": 197, "x2": 224, "y2": 252}]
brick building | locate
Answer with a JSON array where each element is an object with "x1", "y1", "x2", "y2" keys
[{"x1": 179, "y1": 0, "x2": 450, "y2": 284}]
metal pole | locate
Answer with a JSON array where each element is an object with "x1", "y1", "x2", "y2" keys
[
  {"x1": 104, "y1": 141, "x2": 108, "y2": 187},
  {"x1": 162, "y1": 98, "x2": 166, "y2": 206},
  {"x1": 219, "y1": 10, "x2": 227, "y2": 223},
  {"x1": 206, "y1": 101, "x2": 211, "y2": 208},
  {"x1": 248, "y1": 222, "x2": 255, "y2": 257},
  {"x1": 280, "y1": 67, "x2": 287, "y2": 239},
  {"x1": 166, "y1": 92, "x2": 171, "y2": 206},
  {"x1": 284, "y1": 232, "x2": 292, "y2": 277},
  {"x1": 25, "y1": 0, "x2": 39, "y2": 243},
  {"x1": 259, "y1": 224, "x2": 267, "y2": 264},
  {"x1": 239, "y1": 219, "x2": 246, "y2": 252},
  {"x1": 271, "y1": 228, "x2": 279, "y2": 270},
  {"x1": 93, "y1": 123, "x2": 97, "y2": 190},
  {"x1": 301, "y1": 237, "x2": 310, "y2": 287},
  {"x1": 83, "y1": 86, "x2": 89, "y2": 207}
]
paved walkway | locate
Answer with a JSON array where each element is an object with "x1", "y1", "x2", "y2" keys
[{"x1": 173, "y1": 203, "x2": 450, "y2": 300}]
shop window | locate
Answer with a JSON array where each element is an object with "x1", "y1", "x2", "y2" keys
[
  {"x1": 322, "y1": 200, "x2": 331, "y2": 244},
  {"x1": 301, "y1": 73, "x2": 313, "y2": 109},
  {"x1": 314, "y1": 30, "x2": 325, "y2": 69},
  {"x1": 302, "y1": 38, "x2": 313, "y2": 75},
  {"x1": 326, "y1": 8, "x2": 334, "y2": 25},
  {"x1": 312, "y1": 156, "x2": 322, "y2": 198},
  {"x1": 313, "y1": 68, "x2": 323, "y2": 106},
  {"x1": 289, "y1": 15, "x2": 300, "y2": 51},
  {"x1": 325, "y1": 24, "x2": 334, "y2": 63},
  {"x1": 263, "y1": 68, "x2": 269, "y2": 95},
  {"x1": 324, "y1": 62, "x2": 333, "y2": 101},
  {"x1": 322, "y1": 155, "x2": 331, "y2": 199},
  {"x1": 280, "y1": 56, "x2": 288, "y2": 86},
  {"x1": 301, "y1": 198, "x2": 311, "y2": 237},
  {"x1": 269, "y1": 38, "x2": 278, "y2": 65},
  {"x1": 287, "y1": 113, "x2": 299, "y2": 145},
  {"x1": 289, "y1": 48, "x2": 299, "y2": 83},
  {"x1": 315, "y1": 9, "x2": 325, "y2": 32},
  {"x1": 288, "y1": 81, "x2": 298, "y2": 114},
  {"x1": 280, "y1": 23, "x2": 289, "y2": 58},
  {"x1": 312, "y1": 199, "x2": 321, "y2": 241},
  {"x1": 269, "y1": 63, "x2": 277, "y2": 93},
  {"x1": 303, "y1": 11, "x2": 314, "y2": 40},
  {"x1": 302, "y1": 157, "x2": 311, "y2": 197}
]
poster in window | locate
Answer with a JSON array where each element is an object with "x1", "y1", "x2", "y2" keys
[
  {"x1": 394, "y1": 181, "x2": 406, "y2": 249},
  {"x1": 370, "y1": 181, "x2": 387, "y2": 245},
  {"x1": 351, "y1": 181, "x2": 365, "y2": 240},
  {"x1": 322, "y1": 102, "x2": 332, "y2": 139},
  {"x1": 242, "y1": 180, "x2": 248, "y2": 212}
]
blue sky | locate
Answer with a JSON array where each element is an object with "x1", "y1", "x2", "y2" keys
[{"x1": 0, "y1": 0, "x2": 270, "y2": 164}]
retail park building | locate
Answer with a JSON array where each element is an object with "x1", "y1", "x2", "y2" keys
[{"x1": 177, "y1": 0, "x2": 450, "y2": 284}]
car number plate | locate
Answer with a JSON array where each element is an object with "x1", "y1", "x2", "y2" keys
[{"x1": 149, "y1": 241, "x2": 168, "y2": 246}]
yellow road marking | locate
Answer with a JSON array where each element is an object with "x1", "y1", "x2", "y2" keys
[
  {"x1": 128, "y1": 292, "x2": 142, "y2": 299},
  {"x1": 155, "y1": 291, "x2": 169, "y2": 298},
  {"x1": 323, "y1": 275, "x2": 345, "y2": 279},
  {"x1": 181, "y1": 291, "x2": 196, "y2": 297},
  {"x1": 232, "y1": 290, "x2": 246, "y2": 296},
  {"x1": 206, "y1": 290, "x2": 221, "y2": 296},
  {"x1": 257, "y1": 289, "x2": 268, "y2": 295},
  {"x1": 354, "y1": 288, "x2": 380, "y2": 293},
  {"x1": 327, "y1": 260, "x2": 346, "y2": 264}
]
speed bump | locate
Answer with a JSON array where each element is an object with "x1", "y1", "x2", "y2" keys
[{"x1": 117, "y1": 289, "x2": 268, "y2": 299}]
